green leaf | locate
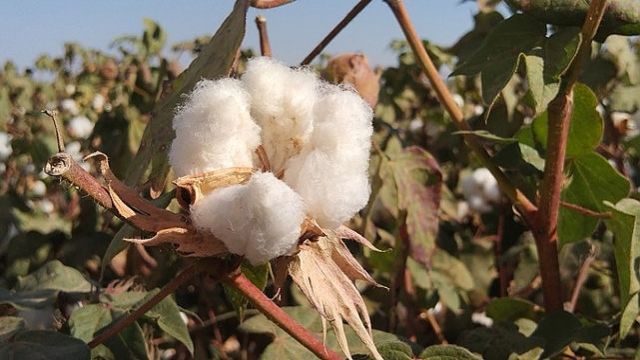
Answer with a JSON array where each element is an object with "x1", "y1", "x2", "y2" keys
[
  {"x1": 453, "y1": 130, "x2": 517, "y2": 144},
  {"x1": 16, "y1": 260, "x2": 93, "y2": 293},
  {"x1": 142, "y1": 19, "x2": 166, "y2": 56},
  {"x1": 505, "y1": 0, "x2": 640, "y2": 40},
  {"x1": 69, "y1": 304, "x2": 111, "y2": 343},
  {"x1": 124, "y1": 0, "x2": 249, "y2": 188},
  {"x1": 532, "y1": 84, "x2": 603, "y2": 159},
  {"x1": 452, "y1": 14, "x2": 546, "y2": 104},
  {"x1": 0, "y1": 330, "x2": 90, "y2": 360},
  {"x1": 223, "y1": 261, "x2": 268, "y2": 321},
  {"x1": 420, "y1": 345, "x2": 482, "y2": 360},
  {"x1": 0, "y1": 317, "x2": 25, "y2": 340},
  {"x1": 558, "y1": 152, "x2": 630, "y2": 245},
  {"x1": 144, "y1": 292, "x2": 194, "y2": 355},
  {"x1": 486, "y1": 298, "x2": 539, "y2": 323},
  {"x1": 458, "y1": 323, "x2": 542, "y2": 359},
  {"x1": 240, "y1": 306, "x2": 407, "y2": 360},
  {"x1": 525, "y1": 27, "x2": 581, "y2": 113},
  {"x1": 357, "y1": 341, "x2": 414, "y2": 360},
  {"x1": 0, "y1": 288, "x2": 57, "y2": 309},
  {"x1": 605, "y1": 199, "x2": 640, "y2": 320},
  {"x1": 387, "y1": 146, "x2": 442, "y2": 266},
  {"x1": 531, "y1": 311, "x2": 609, "y2": 358},
  {"x1": 620, "y1": 292, "x2": 640, "y2": 339}
]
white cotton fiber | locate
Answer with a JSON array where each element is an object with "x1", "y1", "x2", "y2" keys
[
  {"x1": 242, "y1": 57, "x2": 318, "y2": 173},
  {"x1": 190, "y1": 172, "x2": 305, "y2": 265},
  {"x1": 460, "y1": 168, "x2": 502, "y2": 213},
  {"x1": 284, "y1": 86, "x2": 373, "y2": 229},
  {"x1": 67, "y1": 115, "x2": 94, "y2": 139},
  {"x1": 169, "y1": 79, "x2": 261, "y2": 177}
]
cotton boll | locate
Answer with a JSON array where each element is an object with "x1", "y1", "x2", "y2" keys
[
  {"x1": 0, "y1": 132, "x2": 12, "y2": 161},
  {"x1": 67, "y1": 115, "x2": 94, "y2": 139},
  {"x1": 283, "y1": 86, "x2": 373, "y2": 228},
  {"x1": 92, "y1": 94, "x2": 105, "y2": 112},
  {"x1": 60, "y1": 98, "x2": 79, "y2": 115},
  {"x1": 190, "y1": 172, "x2": 305, "y2": 265},
  {"x1": 309, "y1": 86, "x2": 373, "y2": 160},
  {"x1": 169, "y1": 79, "x2": 261, "y2": 177},
  {"x1": 467, "y1": 194, "x2": 491, "y2": 213},
  {"x1": 31, "y1": 180, "x2": 47, "y2": 197},
  {"x1": 452, "y1": 94, "x2": 464, "y2": 109},
  {"x1": 285, "y1": 150, "x2": 370, "y2": 229},
  {"x1": 242, "y1": 57, "x2": 318, "y2": 173}
]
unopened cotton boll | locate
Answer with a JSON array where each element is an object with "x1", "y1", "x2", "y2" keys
[
  {"x1": 284, "y1": 86, "x2": 373, "y2": 228},
  {"x1": 242, "y1": 57, "x2": 318, "y2": 173},
  {"x1": 190, "y1": 172, "x2": 305, "y2": 265},
  {"x1": 67, "y1": 115, "x2": 94, "y2": 139},
  {"x1": 0, "y1": 132, "x2": 12, "y2": 161},
  {"x1": 169, "y1": 79, "x2": 261, "y2": 177}
]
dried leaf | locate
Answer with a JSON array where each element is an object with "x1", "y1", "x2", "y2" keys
[
  {"x1": 334, "y1": 225, "x2": 383, "y2": 252},
  {"x1": 126, "y1": 228, "x2": 227, "y2": 257},
  {"x1": 173, "y1": 167, "x2": 254, "y2": 208},
  {"x1": 289, "y1": 236, "x2": 383, "y2": 360}
]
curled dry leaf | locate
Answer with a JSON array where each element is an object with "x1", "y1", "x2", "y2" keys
[
  {"x1": 288, "y1": 233, "x2": 384, "y2": 360},
  {"x1": 173, "y1": 167, "x2": 254, "y2": 208},
  {"x1": 324, "y1": 53, "x2": 381, "y2": 109},
  {"x1": 85, "y1": 151, "x2": 227, "y2": 257}
]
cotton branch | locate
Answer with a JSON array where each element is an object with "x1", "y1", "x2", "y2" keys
[
  {"x1": 533, "y1": 0, "x2": 608, "y2": 312},
  {"x1": 383, "y1": 0, "x2": 538, "y2": 225},
  {"x1": 300, "y1": 0, "x2": 372, "y2": 66},
  {"x1": 566, "y1": 244, "x2": 597, "y2": 313},
  {"x1": 88, "y1": 262, "x2": 203, "y2": 348},
  {"x1": 255, "y1": 16, "x2": 272, "y2": 57}
]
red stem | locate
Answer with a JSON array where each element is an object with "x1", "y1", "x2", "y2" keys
[
  {"x1": 300, "y1": 0, "x2": 372, "y2": 66},
  {"x1": 223, "y1": 272, "x2": 342, "y2": 360}
]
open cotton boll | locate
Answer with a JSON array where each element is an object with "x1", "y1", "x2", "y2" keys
[
  {"x1": 169, "y1": 79, "x2": 261, "y2": 177},
  {"x1": 285, "y1": 150, "x2": 371, "y2": 229},
  {"x1": 309, "y1": 86, "x2": 373, "y2": 159},
  {"x1": 190, "y1": 172, "x2": 305, "y2": 265},
  {"x1": 284, "y1": 86, "x2": 373, "y2": 229},
  {"x1": 0, "y1": 132, "x2": 12, "y2": 161},
  {"x1": 242, "y1": 57, "x2": 318, "y2": 173},
  {"x1": 67, "y1": 115, "x2": 94, "y2": 139}
]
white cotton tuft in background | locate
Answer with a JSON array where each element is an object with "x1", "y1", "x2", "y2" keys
[
  {"x1": 284, "y1": 86, "x2": 373, "y2": 229},
  {"x1": 242, "y1": 57, "x2": 318, "y2": 173},
  {"x1": 460, "y1": 168, "x2": 502, "y2": 213},
  {"x1": 190, "y1": 172, "x2": 305, "y2": 265},
  {"x1": 67, "y1": 115, "x2": 94, "y2": 139},
  {"x1": 169, "y1": 79, "x2": 261, "y2": 177},
  {"x1": 0, "y1": 132, "x2": 13, "y2": 161}
]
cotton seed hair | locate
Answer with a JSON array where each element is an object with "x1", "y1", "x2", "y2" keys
[{"x1": 169, "y1": 57, "x2": 373, "y2": 265}]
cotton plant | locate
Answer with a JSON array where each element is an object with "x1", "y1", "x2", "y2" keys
[{"x1": 134, "y1": 57, "x2": 382, "y2": 359}]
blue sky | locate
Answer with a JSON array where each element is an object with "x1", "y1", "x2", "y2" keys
[{"x1": 0, "y1": 1, "x2": 502, "y2": 69}]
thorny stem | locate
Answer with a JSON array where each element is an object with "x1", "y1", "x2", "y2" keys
[
  {"x1": 567, "y1": 244, "x2": 597, "y2": 313},
  {"x1": 534, "y1": 0, "x2": 608, "y2": 312},
  {"x1": 42, "y1": 110, "x2": 65, "y2": 152},
  {"x1": 88, "y1": 262, "x2": 202, "y2": 348},
  {"x1": 383, "y1": 0, "x2": 538, "y2": 225},
  {"x1": 300, "y1": 0, "x2": 372, "y2": 66},
  {"x1": 250, "y1": 0, "x2": 295, "y2": 9},
  {"x1": 255, "y1": 15, "x2": 272, "y2": 57},
  {"x1": 223, "y1": 272, "x2": 343, "y2": 360}
]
